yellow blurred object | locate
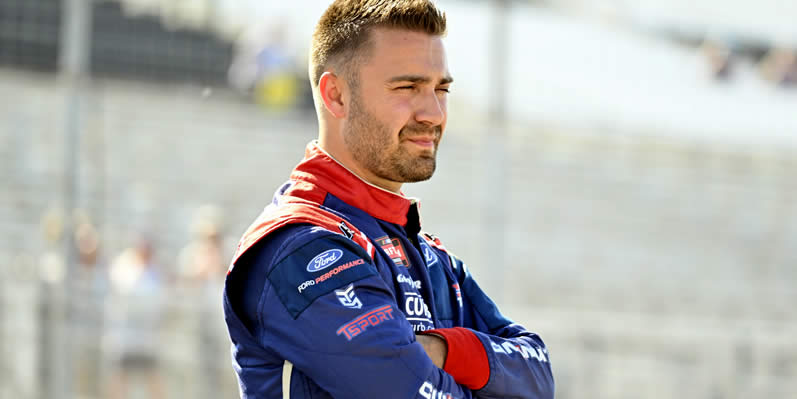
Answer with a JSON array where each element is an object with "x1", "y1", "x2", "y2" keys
[
  {"x1": 254, "y1": 73, "x2": 299, "y2": 109},
  {"x1": 41, "y1": 207, "x2": 64, "y2": 244}
]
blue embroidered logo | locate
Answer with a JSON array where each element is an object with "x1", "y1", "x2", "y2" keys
[
  {"x1": 421, "y1": 242, "x2": 438, "y2": 267},
  {"x1": 307, "y1": 249, "x2": 344, "y2": 272},
  {"x1": 335, "y1": 284, "x2": 363, "y2": 309}
]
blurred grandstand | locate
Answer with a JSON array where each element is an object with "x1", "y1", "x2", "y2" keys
[{"x1": 1, "y1": 0, "x2": 796, "y2": 398}]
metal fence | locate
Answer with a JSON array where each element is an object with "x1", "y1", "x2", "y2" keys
[{"x1": 0, "y1": 270, "x2": 237, "y2": 399}]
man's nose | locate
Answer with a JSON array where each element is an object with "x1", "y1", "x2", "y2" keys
[{"x1": 414, "y1": 90, "x2": 445, "y2": 127}]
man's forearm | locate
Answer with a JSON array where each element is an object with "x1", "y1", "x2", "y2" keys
[{"x1": 416, "y1": 333, "x2": 448, "y2": 368}]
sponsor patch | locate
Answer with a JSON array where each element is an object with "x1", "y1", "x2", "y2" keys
[
  {"x1": 418, "y1": 382, "x2": 453, "y2": 399},
  {"x1": 268, "y1": 236, "x2": 376, "y2": 319},
  {"x1": 376, "y1": 236, "x2": 410, "y2": 267},
  {"x1": 307, "y1": 249, "x2": 344, "y2": 272},
  {"x1": 422, "y1": 233, "x2": 447, "y2": 252},
  {"x1": 396, "y1": 273, "x2": 421, "y2": 290},
  {"x1": 297, "y1": 258, "x2": 366, "y2": 293},
  {"x1": 452, "y1": 283, "x2": 463, "y2": 308},
  {"x1": 335, "y1": 284, "x2": 362, "y2": 309},
  {"x1": 419, "y1": 240, "x2": 438, "y2": 267},
  {"x1": 297, "y1": 279, "x2": 315, "y2": 293},
  {"x1": 490, "y1": 340, "x2": 548, "y2": 363},
  {"x1": 404, "y1": 293, "x2": 432, "y2": 319},
  {"x1": 402, "y1": 292, "x2": 434, "y2": 332},
  {"x1": 336, "y1": 305, "x2": 395, "y2": 341},
  {"x1": 338, "y1": 221, "x2": 354, "y2": 239}
]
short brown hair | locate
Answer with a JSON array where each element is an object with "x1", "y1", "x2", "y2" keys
[{"x1": 309, "y1": 0, "x2": 447, "y2": 87}]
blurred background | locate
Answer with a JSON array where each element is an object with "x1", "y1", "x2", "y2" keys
[{"x1": 1, "y1": 0, "x2": 796, "y2": 398}]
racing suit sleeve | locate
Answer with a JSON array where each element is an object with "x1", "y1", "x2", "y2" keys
[
  {"x1": 421, "y1": 254, "x2": 554, "y2": 399},
  {"x1": 238, "y1": 230, "x2": 473, "y2": 399}
]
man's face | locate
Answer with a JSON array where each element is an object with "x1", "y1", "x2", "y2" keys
[{"x1": 342, "y1": 28, "x2": 451, "y2": 188}]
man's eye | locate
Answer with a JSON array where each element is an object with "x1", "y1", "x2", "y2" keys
[
  {"x1": 396, "y1": 86, "x2": 415, "y2": 90},
  {"x1": 436, "y1": 88, "x2": 450, "y2": 93}
]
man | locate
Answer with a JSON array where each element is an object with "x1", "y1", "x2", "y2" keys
[{"x1": 223, "y1": 1, "x2": 554, "y2": 398}]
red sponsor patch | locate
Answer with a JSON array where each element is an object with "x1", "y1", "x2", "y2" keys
[
  {"x1": 336, "y1": 305, "x2": 395, "y2": 340},
  {"x1": 452, "y1": 283, "x2": 463, "y2": 308},
  {"x1": 376, "y1": 236, "x2": 410, "y2": 267}
]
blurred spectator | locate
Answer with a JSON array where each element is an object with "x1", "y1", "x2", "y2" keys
[
  {"x1": 759, "y1": 47, "x2": 797, "y2": 87},
  {"x1": 39, "y1": 207, "x2": 65, "y2": 285},
  {"x1": 73, "y1": 215, "x2": 108, "y2": 294},
  {"x1": 71, "y1": 218, "x2": 109, "y2": 398},
  {"x1": 177, "y1": 204, "x2": 227, "y2": 289},
  {"x1": 37, "y1": 207, "x2": 65, "y2": 399},
  {"x1": 177, "y1": 205, "x2": 228, "y2": 399},
  {"x1": 104, "y1": 234, "x2": 166, "y2": 399},
  {"x1": 700, "y1": 39, "x2": 734, "y2": 81}
]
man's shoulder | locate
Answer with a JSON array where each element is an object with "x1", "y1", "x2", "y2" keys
[
  {"x1": 235, "y1": 219, "x2": 376, "y2": 275},
  {"x1": 236, "y1": 223, "x2": 342, "y2": 270},
  {"x1": 233, "y1": 201, "x2": 375, "y2": 265},
  {"x1": 419, "y1": 231, "x2": 452, "y2": 255},
  {"x1": 236, "y1": 223, "x2": 377, "y2": 319}
]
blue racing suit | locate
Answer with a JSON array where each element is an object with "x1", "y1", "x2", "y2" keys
[{"x1": 223, "y1": 141, "x2": 554, "y2": 398}]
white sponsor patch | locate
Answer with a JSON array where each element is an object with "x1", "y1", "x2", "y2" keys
[
  {"x1": 419, "y1": 381, "x2": 453, "y2": 399},
  {"x1": 404, "y1": 294, "x2": 432, "y2": 319},
  {"x1": 491, "y1": 340, "x2": 548, "y2": 363},
  {"x1": 396, "y1": 273, "x2": 422, "y2": 289},
  {"x1": 297, "y1": 280, "x2": 315, "y2": 293},
  {"x1": 420, "y1": 241, "x2": 438, "y2": 267},
  {"x1": 335, "y1": 284, "x2": 362, "y2": 309}
]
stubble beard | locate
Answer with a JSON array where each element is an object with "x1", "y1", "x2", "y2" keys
[{"x1": 344, "y1": 92, "x2": 440, "y2": 184}]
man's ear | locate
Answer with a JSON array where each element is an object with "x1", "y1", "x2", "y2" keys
[{"x1": 319, "y1": 71, "x2": 345, "y2": 118}]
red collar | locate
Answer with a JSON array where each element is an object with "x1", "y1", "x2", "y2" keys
[{"x1": 288, "y1": 141, "x2": 415, "y2": 226}]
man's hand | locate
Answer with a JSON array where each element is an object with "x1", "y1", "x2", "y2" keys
[{"x1": 416, "y1": 333, "x2": 448, "y2": 368}]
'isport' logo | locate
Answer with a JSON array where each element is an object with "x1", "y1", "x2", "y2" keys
[{"x1": 336, "y1": 305, "x2": 395, "y2": 340}]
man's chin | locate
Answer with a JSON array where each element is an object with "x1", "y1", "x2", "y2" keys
[
  {"x1": 397, "y1": 176, "x2": 430, "y2": 184},
  {"x1": 401, "y1": 161, "x2": 436, "y2": 183}
]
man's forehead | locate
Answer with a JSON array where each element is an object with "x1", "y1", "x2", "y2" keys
[{"x1": 365, "y1": 28, "x2": 450, "y2": 81}]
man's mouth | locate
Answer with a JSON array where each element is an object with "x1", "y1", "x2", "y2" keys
[{"x1": 406, "y1": 137, "x2": 436, "y2": 148}]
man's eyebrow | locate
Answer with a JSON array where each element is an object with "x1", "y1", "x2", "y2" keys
[
  {"x1": 388, "y1": 75, "x2": 454, "y2": 85},
  {"x1": 440, "y1": 76, "x2": 454, "y2": 85}
]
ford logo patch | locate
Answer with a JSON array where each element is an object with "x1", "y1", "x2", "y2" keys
[{"x1": 307, "y1": 249, "x2": 344, "y2": 272}]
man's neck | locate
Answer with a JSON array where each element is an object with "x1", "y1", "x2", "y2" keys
[{"x1": 314, "y1": 139, "x2": 403, "y2": 194}]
